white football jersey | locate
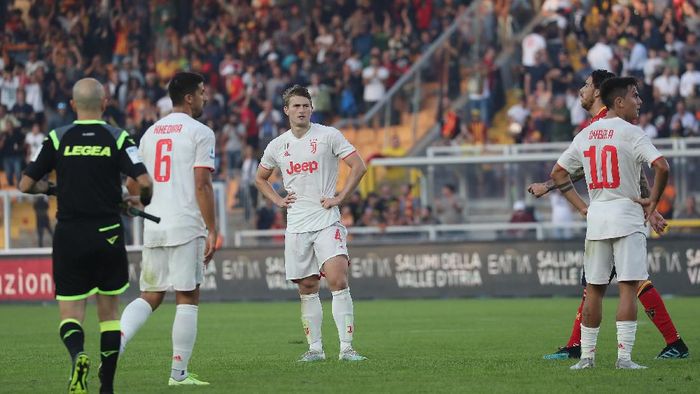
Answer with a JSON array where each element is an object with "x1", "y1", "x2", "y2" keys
[
  {"x1": 557, "y1": 117, "x2": 663, "y2": 240},
  {"x1": 139, "y1": 112, "x2": 216, "y2": 247},
  {"x1": 260, "y1": 123, "x2": 356, "y2": 233}
]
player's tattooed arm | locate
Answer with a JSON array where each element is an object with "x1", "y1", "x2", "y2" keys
[
  {"x1": 639, "y1": 170, "x2": 651, "y2": 198},
  {"x1": 528, "y1": 167, "x2": 585, "y2": 198}
]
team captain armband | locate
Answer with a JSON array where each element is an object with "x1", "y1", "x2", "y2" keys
[{"x1": 556, "y1": 181, "x2": 574, "y2": 193}]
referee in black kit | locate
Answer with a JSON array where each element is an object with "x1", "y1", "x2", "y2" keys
[{"x1": 19, "y1": 78, "x2": 153, "y2": 394}]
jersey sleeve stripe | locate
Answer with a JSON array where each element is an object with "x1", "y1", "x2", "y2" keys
[
  {"x1": 342, "y1": 150, "x2": 357, "y2": 160},
  {"x1": 48, "y1": 130, "x2": 59, "y2": 150},
  {"x1": 650, "y1": 155, "x2": 664, "y2": 166},
  {"x1": 259, "y1": 163, "x2": 271, "y2": 170},
  {"x1": 194, "y1": 165, "x2": 215, "y2": 172},
  {"x1": 116, "y1": 131, "x2": 129, "y2": 150}
]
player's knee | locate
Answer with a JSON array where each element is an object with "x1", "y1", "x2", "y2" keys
[
  {"x1": 326, "y1": 275, "x2": 348, "y2": 292},
  {"x1": 296, "y1": 277, "x2": 320, "y2": 294},
  {"x1": 141, "y1": 292, "x2": 165, "y2": 310}
]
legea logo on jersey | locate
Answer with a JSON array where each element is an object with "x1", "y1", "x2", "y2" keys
[
  {"x1": 64, "y1": 145, "x2": 111, "y2": 156},
  {"x1": 286, "y1": 160, "x2": 319, "y2": 175}
]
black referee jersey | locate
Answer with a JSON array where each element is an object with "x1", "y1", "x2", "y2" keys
[{"x1": 24, "y1": 120, "x2": 147, "y2": 221}]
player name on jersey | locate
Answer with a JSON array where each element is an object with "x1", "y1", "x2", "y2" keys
[
  {"x1": 153, "y1": 124, "x2": 183, "y2": 134},
  {"x1": 588, "y1": 129, "x2": 614, "y2": 140}
]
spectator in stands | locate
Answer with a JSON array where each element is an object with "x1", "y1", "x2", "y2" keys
[
  {"x1": 508, "y1": 200, "x2": 536, "y2": 239},
  {"x1": 546, "y1": 95, "x2": 571, "y2": 142},
  {"x1": 256, "y1": 100, "x2": 283, "y2": 150},
  {"x1": 25, "y1": 122, "x2": 45, "y2": 164},
  {"x1": 222, "y1": 113, "x2": 244, "y2": 178},
  {"x1": 240, "y1": 145, "x2": 259, "y2": 222},
  {"x1": 680, "y1": 62, "x2": 700, "y2": 101},
  {"x1": 417, "y1": 206, "x2": 440, "y2": 225},
  {"x1": 0, "y1": 106, "x2": 25, "y2": 187},
  {"x1": 522, "y1": 25, "x2": 546, "y2": 72},
  {"x1": 669, "y1": 100, "x2": 698, "y2": 137},
  {"x1": 653, "y1": 66, "x2": 680, "y2": 103},
  {"x1": 307, "y1": 73, "x2": 332, "y2": 123},
  {"x1": 507, "y1": 93, "x2": 529, "y2": 136},
  {"x1": 639, "y1": 112, "x2": 659, "y2": 139},
  {"x1": 11, "y1": 89, "x2": 34, "y2": 131},
  {"x1": 524, "y1": 50, "x2": 549, "y2": 97},
  {"x1": 0, "y1": 67, "x2": 20, "y2": 110},
  {"x1": 434, "y1": 184, "x2": 464, "y2": 224},
  {"x1": 33, "y1": 195, "x2": 53, "y2": 247},
  {"x1": 587, "y1": 35, "x2": 614, "y2": 72},
  {"x1": 362, "y1": 54, "x2": 389, "y2": 122},
  {"x1": 46, "y1": 102, "x2": 74, "y2": 132}
]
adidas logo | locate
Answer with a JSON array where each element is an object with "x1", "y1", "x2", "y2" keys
[
  {"x1": 107, "y1": 235, "x2": 119, "y2": 245},
  {"x1": 173, "y1": 355, "x2": 182, "y2": 361},
  {"x1": 283, "y1": 151, "x2": 290, "y2": 157}
]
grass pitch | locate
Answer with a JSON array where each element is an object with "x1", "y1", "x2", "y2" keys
[{"x1": 1, "y1": 297, "x2": 698, "y2": 393}]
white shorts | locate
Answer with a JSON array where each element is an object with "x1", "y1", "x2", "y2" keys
[
  {"x1": 583, "y1": 232, "x2": 648, "y2": 285},
  {"x1": 284, "y1": 222, "x2": 349, "y2": 281},
  {"x1": 140, "y1": 237, "x2": 205, "y2": 291}
]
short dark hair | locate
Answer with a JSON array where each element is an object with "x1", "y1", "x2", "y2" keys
[
  {"x1": 282, "y1": 85, "x2": 312, "y2": 107},
  {"x1": 600, "y1": 77, "x2": 639, "y2": 109},
  {"x1": 168, "y1": 72, "x2": 205, "y2": 105},
  {"x1": 590, "y1": 69, "x2": 616, "y2": 89}
]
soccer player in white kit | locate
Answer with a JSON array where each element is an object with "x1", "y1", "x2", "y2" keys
[
  {"x1": 255, "y1": 85, "x2": 368, "y2": 362},
  {"x1": 552, "y1": 77, "x2": 670, "y2": 370},
  {"x1": 120, "y1": 72, "x2": 217, "y2": 385}
]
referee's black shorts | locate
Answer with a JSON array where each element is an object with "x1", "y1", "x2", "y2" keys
[{"x1": 53, "y1": 218, "x2": 129, "y2": 301}]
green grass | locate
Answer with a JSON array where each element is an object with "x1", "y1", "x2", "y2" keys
[{"x1": 1, "y1": 297, "x2": 698, "y2": 393}]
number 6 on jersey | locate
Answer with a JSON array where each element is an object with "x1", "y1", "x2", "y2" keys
[{"x1": 155, "y1": 138, "x2": 172, "y2": 182}]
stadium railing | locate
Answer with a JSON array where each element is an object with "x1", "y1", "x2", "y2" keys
[
  {"x1": 0, "y1": 183, "x2": 228, "y2": 252},
  {"x1": 233, "y1": 138, "x2": 700, "y2": 247}
]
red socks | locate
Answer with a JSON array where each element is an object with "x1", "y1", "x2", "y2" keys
[
  {"x1": 565, "y1": 288, "x2": 586, "y2": 348},
  {"x1": 638, "y1": 281, "x2": 680, "y2": 345}
]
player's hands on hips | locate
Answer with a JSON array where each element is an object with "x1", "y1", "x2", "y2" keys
[
  {"x1": 276, "y1": 191, "x2": 296, "y2": 208},
  {"x1": 578, "y1": 206, "x2": 588, "y2": 218},
  {"x1": 321, "y1": 195, "x2": 342, "y2": 209},
  {"x1": 648, "y1": 210, "x2": 667, "y2": 234},
  {"x1": 633, "y1": 197, "x2": 658, "y2": 224},
  {"x1": 527, "y1": 183, "x2": 548, "y2": 198},
  {"x1": 203, "y1": 230, "x2": 217, "y2": 266}
]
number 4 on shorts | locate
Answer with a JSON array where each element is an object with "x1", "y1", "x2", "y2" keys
[{"x1": 334, "y1": 229, "x2": 342, "y2": 241}]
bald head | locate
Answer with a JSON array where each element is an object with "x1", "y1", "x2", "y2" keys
[{"x1": 72, "y1": 78, "x2": 105, "y2": 112}]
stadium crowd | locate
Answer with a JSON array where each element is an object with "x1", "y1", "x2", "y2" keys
[
  {"x1": 0, "y1": 0, "x2": 473, "y2": 186},
  {"x1": 507, "y1": 0, "x2": 700, "y2": 144}
]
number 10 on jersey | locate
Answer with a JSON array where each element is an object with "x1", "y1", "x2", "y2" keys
[
  {"x1": 155, "y1": 138, "x2": 172, "y2": 182},
  {"x1": 583, "y1": 145, "x2": 620, "y2": 190}
]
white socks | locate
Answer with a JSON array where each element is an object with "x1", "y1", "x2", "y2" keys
[
  {"x1": 580, "y1": 324, "x2": 600, "y2": 360},
  {"x1": 332, "y1": 288, "x2": 354, "y2": 352},
  {"x1": 300, "y1": 293, "x2": 323, "y2": 352},
  {"x1": 616, "y1": 321, "x2": 637, "y2": 361},
  {"x1": 300, "y1": 289, "x2": 355, "y2": 353},
  {"x1": 119, "y1": 297, "x2": 153, "y2": 354},
  {"x1": 171, "y1": 304, "x2": 198, "y2": 380}
]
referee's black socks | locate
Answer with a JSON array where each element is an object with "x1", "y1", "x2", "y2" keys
[
  {"x1": 59, "y1": 319, "x2": 85, "y2": 360},
  {"x1": 99, "y1": 320, "x2": 121, "y2": 393}
]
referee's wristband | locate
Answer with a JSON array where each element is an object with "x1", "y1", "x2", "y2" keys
[{"x1": 46, "y1": 183, "x2": 57, "y2": 196}]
